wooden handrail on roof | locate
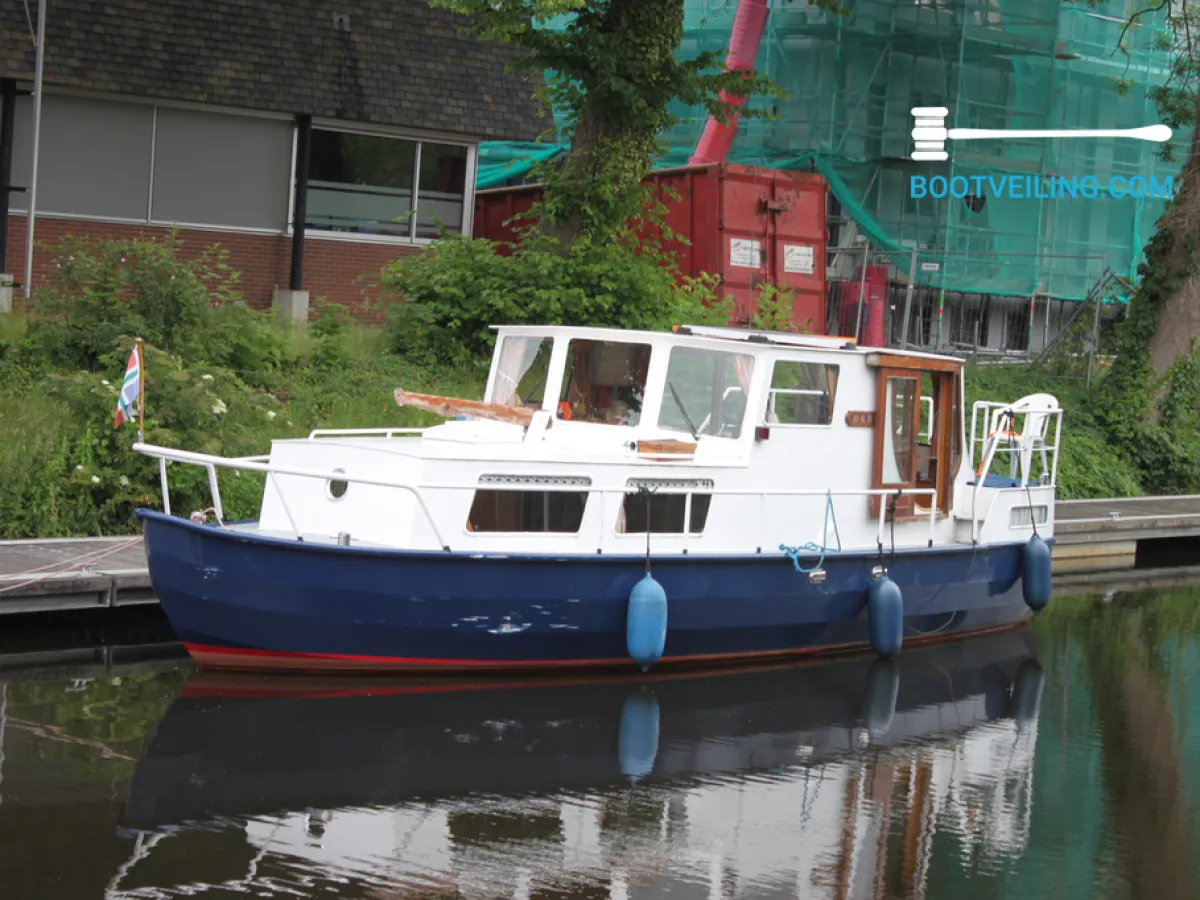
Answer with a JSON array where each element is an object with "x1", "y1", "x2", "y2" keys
[{"x1": 394, "y1": 389, "x2": 535, "y2": 426}]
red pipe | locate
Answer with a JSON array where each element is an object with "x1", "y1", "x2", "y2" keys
[{"x1": 688, "y1": 0, "x2": 771, "y2": 166}]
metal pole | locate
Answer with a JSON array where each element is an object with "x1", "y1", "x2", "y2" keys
[
  {"x1": 289, "y1": 113, "x2": 311, "y2": 291},
  {"x1": 23, "y1": 0, "x2": 47, "y2": 300},
  {"x1": 899, "y1": 247, "x2": 917, "y2": 348},
  {"x1": 0, "y1": 79, "x2": 16, "y2": 275},
  {"x1": 1041, "y1": 287, "x2": 1050, "y2": 352},
  {"x1": 1085, "y1": 255, "x2": 1108, "y2": 389}
]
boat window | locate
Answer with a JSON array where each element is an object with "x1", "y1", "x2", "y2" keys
[
  {"x1": 766, "y1": 361, "x2": 838, "y2": 425},
  {"x1": 657, "y1": 347, "x2": 754, "y2": 439},
  {"x1": 882, "y1": 376, "x2": 919, "y2": 484},
  {"x1": 466, "y1": 490, "x2": 587, "y2": 533},
  {"x1": 557, "y1": 339, "x2": 651, "y2": 426},
  {"x1": 489, "y1": 336, "x2": 554, "y2": 408},
  {"x1": 617, "y1": 481, "x2": 713, "y2": 535},
  {"x1": 327, "y1": 467, "x2": 348, "y2": 500}
]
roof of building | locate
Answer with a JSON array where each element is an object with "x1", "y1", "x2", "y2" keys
[{"x1": 0, "y1": 0, "x2": 544, "y2": 141}]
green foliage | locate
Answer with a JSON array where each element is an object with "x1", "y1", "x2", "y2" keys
[
  {"x1": 14, "y1": 229, "x2": 288, "y2": 378},
  {"x1": 0, "y1": 234, "x2": 486, "y2": 539},
  {"x1": 745, "y1": 284, "x2": 815, "y2": 334},
  {"x1": 964, "y1": 363, "x2": 1144, "y2": 500},
  {"x1": 431, "y1": 0, "x2": 820, "y2": 243},
  {"x1": 380, "y1": 230, "x2": 732, "y2": 365}
]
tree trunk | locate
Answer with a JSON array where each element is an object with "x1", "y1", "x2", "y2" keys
[
  {"x1": 1144, "y1": 84, "x2": 1200, "y2": 391},
  {"x1": 540, "y1": 0, "x2": 686, "y2": 246}
]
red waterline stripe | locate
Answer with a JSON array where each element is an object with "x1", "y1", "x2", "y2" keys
[{"x1": 180, "y1": 621, "x2": 1028, "y2": 695}]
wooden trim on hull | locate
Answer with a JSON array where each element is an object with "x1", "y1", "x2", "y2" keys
[{"x1": 183, "y1": 620, "x2": 1029, "y2": 675}]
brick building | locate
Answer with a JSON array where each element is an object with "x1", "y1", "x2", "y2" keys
[{"x1": 0, "y1": 0, "x2": 542, "y2": 322}]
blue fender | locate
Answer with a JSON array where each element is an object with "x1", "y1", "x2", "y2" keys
[
  {"x1": 867, "y1": 575, "x2": 904, "y2": 658},
  {"x1": 626, "y1": 572, "x2": 668, "y2": 671},
  {"x1": 618, "y1": 692, "x2": 660, "y2": 780},
  {"x1": 1022, "y1": 535, "x2": 1052, "y2": 612},
  {"x1": 1009, "y1": 659, "x2": 1045, "y2": 732},
  {"x1": 862, "y1": 658, "x2": 900, "y2": 740}
]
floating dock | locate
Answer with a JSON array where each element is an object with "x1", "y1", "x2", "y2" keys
[
  {"x1": 3, "y1": 498, "x2": 1200, "y2": 615},
  {"x1": 0, "y1": 536, "x2": 155, "y2": 615}
]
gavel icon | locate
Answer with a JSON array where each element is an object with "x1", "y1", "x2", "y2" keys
[{"x1": 911, "y1": 106, "x2": 1172, "y2": 161}]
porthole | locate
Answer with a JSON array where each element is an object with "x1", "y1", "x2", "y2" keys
[{"x1": 328, "y1": 468, "x2": 348, "y2": 500}]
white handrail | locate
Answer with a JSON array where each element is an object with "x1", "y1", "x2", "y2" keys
[
  {"x1": 132, "y1": 442, "x2": 940, "y2": 554},
  {"x1": 133, "y1": 442, "x2": 452, "y2": 550},
  {"x1": 308, "y1": 428, "x2": 427, "y2": 440}
]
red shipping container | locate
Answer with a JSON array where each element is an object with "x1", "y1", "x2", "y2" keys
[{"x1": 472, "y1": 163, "x2": 828, "y2": 333}]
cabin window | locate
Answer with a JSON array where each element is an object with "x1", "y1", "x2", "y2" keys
[
  {"x1": 617, "y1": 479, "x2": 714, "y2": 534},
  {"x1": 766, "y1": 361, "x2": 839, "y2": 425},
  {"x1": 489, "y1": 337, "x2": 554, "y2": 408},
  {"x1": 467, "y1": 489, "x2": 587, "y2": 533},
  {"x1": 558, "y1": 340, "x2": 652, "y2": 426},
  {"x1": 1011, "y1": 506, "x2": 1048, "y2": 528},
  {"x1": 657, "y1": 347, "x2": 754, "y2": 439}
]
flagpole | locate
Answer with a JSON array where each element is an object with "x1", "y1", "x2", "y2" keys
[{"x1": 135, "y1": 337, "x2": 144, "y2": 442}]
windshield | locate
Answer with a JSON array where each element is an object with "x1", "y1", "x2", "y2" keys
[{"x1": 657, "y1": 346, "x2": 754, "y2": 439}]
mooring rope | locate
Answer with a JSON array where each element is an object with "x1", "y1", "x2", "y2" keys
[
  {"x1": 0, "y1": 537, "x2": 143, "y2": 595},
  {"x1": 779, "y1": 489, "x2": 842, "y2": 574}
]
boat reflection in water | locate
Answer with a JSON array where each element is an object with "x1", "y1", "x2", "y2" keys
[{"x1": 123, "y1": 629, "x2": 1044, "y2": 898}]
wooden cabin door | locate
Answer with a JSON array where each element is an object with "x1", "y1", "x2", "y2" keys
[
  {"x1": 871, "y1": 364, "x2": 962, "y2": 521},
  {"x1": 871, "y1": 369, "x2": 920, "y2": 520}
]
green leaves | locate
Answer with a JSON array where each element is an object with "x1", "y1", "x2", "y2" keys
[
  {"x1": 433, "y1": 0, "x2": 783, "y2": 245},
  {"x1": 379, "y1": 230, "x2": 733, "y2": 365}
]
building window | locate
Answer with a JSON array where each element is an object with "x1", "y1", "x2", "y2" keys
[
  {"x1": 306, "y1": 128, "x2": 469, "y2": 240},
  {"x1": 558, "y1": 340, "x2": 652, "y2": 426},
  {"x1": 658, "y1": 347, "x2": 753, "y2": 440},
  {"x1": 766, "y1": 361, "x2": 839, "y2": 425},
  {"x1": 8, "y1": 94, "x2": 153, "y2": 220},
  {"x1": 152, "y1": 108, "x2": 292, "y2": 231},
  {"x1": 466, "y1": 490, "x2": 588, "y2": 533}
]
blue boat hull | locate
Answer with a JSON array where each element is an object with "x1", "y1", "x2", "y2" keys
[{"x1": 137, "y1": 509, "x2": 1037, "y2": 672}]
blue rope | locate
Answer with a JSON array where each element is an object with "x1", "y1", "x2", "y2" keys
[{"x1": 779, "y1": 489, "x2": 842, "y2": 573}]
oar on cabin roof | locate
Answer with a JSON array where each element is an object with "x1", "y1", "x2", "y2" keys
[{"x1": 394, "y1": 388, "x2": 536, "y2": 426}]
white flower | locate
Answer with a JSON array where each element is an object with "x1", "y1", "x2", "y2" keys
[
  {"x1": 267, "y1": 410, "x2": 277, "y2": 420},
  {"x1": 212, "y1": 399, "x2": 227, "y2": 415},
  {"x1": 90, "y1": 475, "x2": 100, "y2": 484},
  {"x1": 75, "y1": 465, "x2": 84, "y2": 471},
  {"x1": 119, "y1": 476, "x2": 130, "y2": 487},
  {"x1": 201, "y1": 374, "x2": 214, "y2": 382},
  {"x1": 101, "y1": 379, "x2": 111, "y2": 386}
]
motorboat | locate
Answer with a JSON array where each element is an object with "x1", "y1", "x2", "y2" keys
[{"x1": 132, "y1": 324, "x2": 1061, "y2": 672}]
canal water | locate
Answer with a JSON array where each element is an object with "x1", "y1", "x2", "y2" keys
[{"x1": 1, "y1": 589, "x2": 1198, "y2": 900}]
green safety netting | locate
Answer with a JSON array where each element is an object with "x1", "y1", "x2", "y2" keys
[{"x1": 476, "y1": 0, "x2": 1186, "y2": 301}]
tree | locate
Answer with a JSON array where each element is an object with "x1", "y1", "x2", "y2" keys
[
  {"x1": 431, "y1": 0, "x2": 841, "y2": 245},
  {"x1": 1101, "y1": 2, "x2": 1200, "y2": 408}
]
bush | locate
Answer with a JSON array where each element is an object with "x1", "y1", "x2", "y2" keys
[
  {"x1": 18, "y1": 229, "x2": 287, "y2": 376},
  {"x1": 380, "y1": 231, "x2": 732, "y2": 366}
]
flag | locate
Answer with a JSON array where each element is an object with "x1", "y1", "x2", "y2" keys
[{"x1": 114, "y1": 345, "x2": 140, "y2": 429}]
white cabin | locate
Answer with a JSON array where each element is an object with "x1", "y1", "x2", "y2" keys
[{"x1": 242, "y1": 324, "x2": 1060, "y2": 556}]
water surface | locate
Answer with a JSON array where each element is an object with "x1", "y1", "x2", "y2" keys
[{"x1": 1, "y1": 590, "x2": 1199, "y2": 899}]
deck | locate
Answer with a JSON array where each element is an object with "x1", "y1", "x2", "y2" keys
[
  {"x1": 0, "y1": 536, "x2": 154, "y2": 615},
  {"x1": 2, "y1": 497, "x2": 1200, "y2": 614}
]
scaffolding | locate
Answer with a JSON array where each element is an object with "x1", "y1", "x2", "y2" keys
[{"x1": 476, "y1": 0, "x2": 1183, "y2": 303}]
